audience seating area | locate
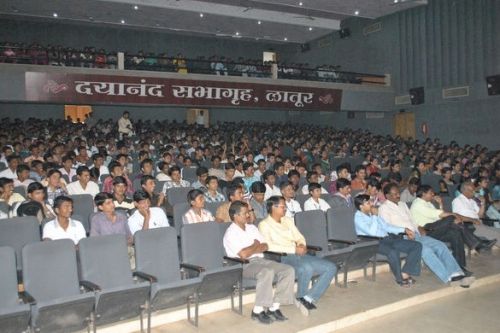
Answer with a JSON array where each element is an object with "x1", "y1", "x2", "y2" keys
[
  {"x1": 0, "y1": 42, "x2": 385, "y2": 84},
  {"x1": 0, "y1": 117, "x2": 499, "y2": 332}
]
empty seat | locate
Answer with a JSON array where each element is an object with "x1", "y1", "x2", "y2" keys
[
  {"x1": 134, "y1": 228, "x2": 202, "y2": 326},
  {"x1": 0, "y1": 246, "x2": 31, "y2": 333},
  {"x1": 181, "y1": 223, "x2": 243, "y2": 316},
  {"x1": 69, "y1": 194, "x2": 94, "y2": 233},
  {"x1": 22, "y1": 240, "x2": 95, "y2": 333},
  {"x1": 181, "y1": 168, "x2": 197, "y2": 184},
  {"x1": 326, "y1": 208, "x2": 379, "y2": 286},
  {"x1": 78, "y1": 234, "x2": 151, "y2": 332},
  {"x1": 204, "y1": 201, "x2": 225, "y2": 217},
  {"x1": 13, "y1": 186, "x2": 26, "y2": 198},
  {"x1": 173, "y1": 202, "x2": 191, "y2": 235},
  {"x1": 167, "y1": 187, "x2": 194, "y2": 207},
  {"x1": 154, "y1": 181, "x2": 166, "y2": 194},
  {"x1": 0, "y1": 216, "x2": 40, "y2": 272}
]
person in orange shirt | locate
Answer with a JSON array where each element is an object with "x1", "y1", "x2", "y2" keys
[{"x1": 350, "y1": 165, "x2": 367, "y2": 191}]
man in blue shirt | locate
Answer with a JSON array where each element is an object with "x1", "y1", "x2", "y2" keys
[{"x1": 354, "y1": 194, "x2": 422, "y2": 287}]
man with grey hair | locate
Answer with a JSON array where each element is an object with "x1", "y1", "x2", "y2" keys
[{"x1": 452, "y1": 181, "x2": 499, "y2": 248}]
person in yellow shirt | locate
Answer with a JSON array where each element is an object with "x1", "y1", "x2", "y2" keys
[{"x1": 259, "y1": 196, "x2": 336, "y2": 311}]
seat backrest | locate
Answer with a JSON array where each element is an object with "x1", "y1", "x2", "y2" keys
[
  {"x1": 0, "y1": 201, "x2": 10, "y2": 214},
  {"x1": 167, "y1": 187, "x2": 194, "y2": 206},
  {"x1": 295, "y1": 194, "x2": 309, "y2": 209},
  {"x1": 326, "y1": 207, "x2": 357, "y2": 242},
  {"x1": 13, "y1": 186, "x2": 27, "y2": 198},
  {"x1": 78, "y1": 234, "x2": 133, "y2": 289},
  {"x1": 294, "y1": 210, "x2": 328, "y2": 251},
  {"x1": 442, "y1": 196, "x2": 453, "y2": 212},
  {"x1": 69, "y1": 194, "x2": 94, "y2": 232},
  {"x1": 0, "y1": 217, "x2": 40, "y2": 270},
  {"x1": 22, "y1": 239, "x2": 81, "y2": 302},
  {"x1": 182, "y1": 168, "x2": 197, "y2": 183},
  {"x1": 134, "y1": 228, "x2": 181, "y2": 284},
  {"x1": 205, "y1": 201, "x2": 225, "y2": 217},
  {"x1": 421, "y1": 174, "x2": 442, "y2": 192},
  {"x1": 132, "y1": 178, "x2": 142, "y2": 193},
  {"x1": 154, "y1": 181, "x2": 166, "y2": 194},
  {"x1": 181, "y1": 222, "x2": 224, "y2": 270},
  {"x1": 0, "y1": 246, "x2": 20, "y2": 307},
  {"x1": 173, "y1": 202, "x2": 191, "y2": 235}
]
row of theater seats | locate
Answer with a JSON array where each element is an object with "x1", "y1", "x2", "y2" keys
[{"x1": 0, "y1": 207, "x2": 382, "y2": 333}]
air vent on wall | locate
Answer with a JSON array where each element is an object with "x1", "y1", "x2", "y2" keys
[
  {"x1": 395, "y1": 94, "x2": 411, "y2": 105},
  {"x1": 442, "y1": 86, "x2": 469, "y2": 99},
  {"x1": 363, "y1": 22, "x2": 382, "y2": 35}
]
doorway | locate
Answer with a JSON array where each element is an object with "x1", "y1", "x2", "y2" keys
[
  {"x1": 64, "y1": 105, "x2": 92, "y2": 123},
  {"x1": 393, "y1": 112, "x2": 415, "y2": 139},
  {"x1": 186, "y1": 108, "x2": 209, "y2": 127}
]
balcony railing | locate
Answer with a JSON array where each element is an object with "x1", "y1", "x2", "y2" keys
[{"x1": 0, "y1": 45, "x2": 387, "y2": 85}]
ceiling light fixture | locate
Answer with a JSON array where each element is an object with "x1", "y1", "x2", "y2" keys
[
  {"x1": 52, "y1": 12, "x2": 58, "y2": 18},
  {"x1": 354, "y1": 10, "x2": 360, "y2": 15},
  {"x1": 299, "y1": 2, "x2": 303, "y2": 6},
  {"x1": 120, "y1": 19, "x2": 125, "y2": 24},
  {"x1": 235, "y1": 32, "x2": 240, "y2": 36},
  {"x1": 308, "y1": 27, "x2": 313, "y2": 31},
  {"x1": 257, "y1": 20, "x2": 261, "y2": 24},
  {"x1": 133, "y1": 5, "x2": 138, "y2": 10},
  {"x1": 200, "y1": 13, "x2": 204, "y2": 18},
  {"x1": 284, "y1": 37, "x2": 288, "y2": 41}
]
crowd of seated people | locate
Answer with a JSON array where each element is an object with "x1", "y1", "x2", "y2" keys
[
  {"x1": 0, "y1": 115, "x2": 499, "y2": 322},
  {"x1": 0, "y1": 41, "x2": 376, "y2": 83}
]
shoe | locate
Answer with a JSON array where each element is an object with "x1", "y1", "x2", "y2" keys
[
  {"x1": 297, "y1": 297, "x2": 317, "y2": 310},
  {"x1": 450, "y1": 275, "x2": 475, "y2": 288},
  {"x1": 251, "y1": 311, "x2": 273, "y2": 324},
  {"x1": 397, "y1": 279, "x2": 411, "y2": 288},
  {"x1": 450, "y1": 275, "x2": 465, "y2": 282},
  {"x1": 461, "y1": 268, "x2": 474, "y2": 277},
  {"x1": 476, "y1": 239, "x2": 496, "y2": 253},
  {"x1": 293, "y1": 298, "x2": 309, "y2": 316},
  {"x1": 266, "y1": 309, "x2": 288, "y2": 321}
]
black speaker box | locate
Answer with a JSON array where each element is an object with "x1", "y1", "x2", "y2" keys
[
  {"x1": 300, "y1": 43, "x2": 311, "y2": 52},
  {"x1": 409, "y1": 87, "x2": 425, "y2": 105},
  {"x1": 486, "y1": 75, "x2": 500, "y2": 96},
  {"x1": 339, "y1": 28, "x2": 351, "y2": 39}
]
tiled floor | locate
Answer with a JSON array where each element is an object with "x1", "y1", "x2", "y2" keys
[{"x1": 136, "y1": 250, "x2": 500, "y2": 333}]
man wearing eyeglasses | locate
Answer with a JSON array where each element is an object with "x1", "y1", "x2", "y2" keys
[{"x1": 259, "y1": 196, "x2": 336, "y2": 312}]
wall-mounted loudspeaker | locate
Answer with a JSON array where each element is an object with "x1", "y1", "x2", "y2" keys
[
  {"x1": 300, "y1": 43, "x2": 311, "y2": 52},
  {"x1": 339, "y1": 28, "x2": 351, "y2": 39},
  {"x1": 409, "y1": 87, "x2": 425, "y2": 105},
  {"x1": 486, "y1": 75, "x2": 500, "y2": 96}
]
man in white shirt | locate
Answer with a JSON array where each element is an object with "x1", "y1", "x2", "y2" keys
[
  {"x1": 301, "y1": 172, "x2": 328, "y2": 195},
  {"x1": 380, "y1": 183, "x2": 473, "y2": 287},
  {"x1": 0, "y1": 155, "x2": 20, "y2": 179},
  {"x1": 42, "y1": 196, "x2": 86, "y2": 245},
  {"x1": 66, "y1": 166, "x2": 100, "y2": 198},
  {"x1": 304, "y1": 183, "x2": 331, "y2": 212},
  {"x1": 280, "y1": 181, "x2": 302, "y2": 218},
  {"x1": 223, "y1": 200, "x2": 296, "y2": 323},
  {"x1": 452, "y1": 181, "x2": 499, "y2": 247},
  {"x1": 118, "y1": 111, "x2": 134, "y2": 139},
  {"x1": 128, "y1": 190, "x2": 170, "y2": 235}
]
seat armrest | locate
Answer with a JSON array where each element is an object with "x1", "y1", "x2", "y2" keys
[
  {"x1": 329, "y1": 238, "x2": 356, "y2": 245},
  {"x1": 358, "y1": 235, "x2": 384, "y2": 241},
  {"x1": 223, "y1": 256, "x2": 249, "y2": 264},
  {"x1": 80, "y1": 280, "x2": 101, "y2": 292},
  {"x1": 181, "y1": 263, "x2": 206, "y2": 273},
  {"x1": 263, "y1": 251, "x2": 287, "y2": 262},
  {"x1": 19, "y1": 291, "x2": 36, "y2": 305},
  {"x1": 133, "y1": 271, "x2": 158, "y2": 283},
  {"x1": 306, "y1": 245, "x2": 322, "y2": 252}
]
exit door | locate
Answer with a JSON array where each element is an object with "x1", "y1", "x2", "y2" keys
[{"x1": 393, "y1": 112, "x2": 415, "y2": 139}]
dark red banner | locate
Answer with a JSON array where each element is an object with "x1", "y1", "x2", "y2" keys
[{"x1": 25, "y1": 72, "x2": 342, "y2": 111}]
